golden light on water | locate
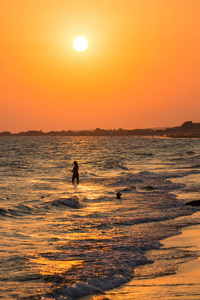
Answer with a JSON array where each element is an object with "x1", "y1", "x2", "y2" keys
[{"x1": 31, "y1": 256, "x2": 83, "y2": 275}]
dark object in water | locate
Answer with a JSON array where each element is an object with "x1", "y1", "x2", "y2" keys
[
  {"x1": 144, "y1": 185, "x2": 154, "y2": 190},
  {"x1": 116, "y1": 192, "x2": 122, "y2": 199},
  {"x1": 185, "y1": 200, "x2": 200, "y2": 206}
]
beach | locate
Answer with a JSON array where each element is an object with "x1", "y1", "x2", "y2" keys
[
  {"x1": 1, "y1": 136, "x2": 200, "y2": 299},
  {"x1": 84, "y1": 213, "x2": 200, "y2": 300}
]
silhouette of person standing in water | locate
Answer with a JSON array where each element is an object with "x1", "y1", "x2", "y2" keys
[{"x1": 72, "y1": 161, "x2": 79, "y2": 184}]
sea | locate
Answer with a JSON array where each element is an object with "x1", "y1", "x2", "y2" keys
[{"x1": 1, "y1": 136, "x2": 200, "y2": 300}]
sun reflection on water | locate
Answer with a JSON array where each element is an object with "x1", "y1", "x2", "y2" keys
[{"x1": 30, "y1": 256, "x2": 83, "y2": 275}]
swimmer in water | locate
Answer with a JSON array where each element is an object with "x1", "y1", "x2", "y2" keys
[{"x1": 72, "y1": 161, "x2": 79, "y2": 184}]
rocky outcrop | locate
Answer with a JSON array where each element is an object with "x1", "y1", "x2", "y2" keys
[{"x1": 185, "y1": 200, "x2": 200, "y2": 206}]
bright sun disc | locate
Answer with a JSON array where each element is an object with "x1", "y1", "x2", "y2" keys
[{"x1": 73, "y1": 36, "x2": 88, "y2": 51}]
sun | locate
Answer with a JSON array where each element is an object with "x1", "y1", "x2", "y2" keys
[{"x1": 73, "y1": 36, "x2": 88, "y2": 52}]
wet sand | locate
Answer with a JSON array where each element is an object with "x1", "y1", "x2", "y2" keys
[{"x1": 82, "y1": 221, "x2": 200, "y2": 300}]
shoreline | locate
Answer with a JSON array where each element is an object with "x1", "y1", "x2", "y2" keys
[{"x1": 81, "y1": 215, "x2": 200, "y2": 300}]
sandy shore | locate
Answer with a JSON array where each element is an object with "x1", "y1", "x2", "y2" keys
[{"x1": 81, "y1": 219, "x2": 200, "y2": 300}]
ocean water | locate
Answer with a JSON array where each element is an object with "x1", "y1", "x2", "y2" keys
[{"x1": 1, "y1": 136, "x2": 200, "y2": 300}]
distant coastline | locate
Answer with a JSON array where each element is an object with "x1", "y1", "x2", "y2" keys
[{"x1": 1, "y1": 121, "x2": 200, "y2": 138}]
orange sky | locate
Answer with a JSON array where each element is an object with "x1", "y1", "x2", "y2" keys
[{"x1": 1, "y1": 0, "x2": 200, "y2": 132}]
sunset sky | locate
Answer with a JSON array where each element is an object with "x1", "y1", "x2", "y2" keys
[{"x1": 1, "y1": 0, "x2": 200, "y2": 132}]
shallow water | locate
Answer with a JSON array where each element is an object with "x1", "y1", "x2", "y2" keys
[{"x1": 0, "y1": 136, "x2": 200, "y2": 299}]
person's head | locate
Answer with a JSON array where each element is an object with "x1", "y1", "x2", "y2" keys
[
  {"x1": 116, "y1": 192, "x2": 122, "y2": 199},
  {"x1": 74, "y1": 161, "x2": 78, "y2": 166}
]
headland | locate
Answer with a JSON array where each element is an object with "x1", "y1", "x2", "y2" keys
[{"x1": 1, "y1": 121, "x2": 200, "y2": 138}]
